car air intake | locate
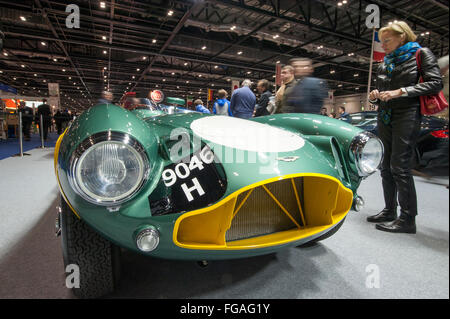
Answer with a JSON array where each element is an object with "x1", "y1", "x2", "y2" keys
[{"x1": 174, "y1": 174, "x2": 353, "y2": 250}]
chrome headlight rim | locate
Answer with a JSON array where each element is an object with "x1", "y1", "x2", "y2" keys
[
  {"x1": 349, "y1": 131, "x2": 384, "y2": 177},
  {"x1": 69, "y1": 131, "x2": 150, "y2": 206}
]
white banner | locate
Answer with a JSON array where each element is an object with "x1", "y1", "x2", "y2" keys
[{"x1": 48, "y1": 83, "x2": 60, "y2": 97}]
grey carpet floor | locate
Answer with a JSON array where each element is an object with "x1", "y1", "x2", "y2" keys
[{"x1": 0, "y1": 147, "x2": 448, "y2": 299}]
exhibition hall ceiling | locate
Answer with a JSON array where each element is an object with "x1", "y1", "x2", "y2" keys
[{"x1": 0, "y1": 0, "x2": 448, "y2": 111}]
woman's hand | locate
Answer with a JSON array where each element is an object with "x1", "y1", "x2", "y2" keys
[
  {"x1": 369, "y1": 89, "x2": 381, "y2": 101},
  {"x1": 379, "y1": 89, "x2": 403, "y2": 101}
]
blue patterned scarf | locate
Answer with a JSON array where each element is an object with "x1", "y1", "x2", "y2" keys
[{"x1": 384, "y1": 42, "x2": 422, "y2": 77}]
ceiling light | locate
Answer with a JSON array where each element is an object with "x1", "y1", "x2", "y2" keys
[
  {"x1": 184, "y1": 62, "x2": 188, "y2": 66},
  {"x1": 62, "y1": 69, "x2": 66, "y2": 72},
  {"x1": 425, "y1": 31, "x2": 430, "y2": 35},
  {"x1": 276, "y1": 60, "x2": 280, "y2": 64},
  {"x1": 168, "y1": 10, "x2": 174, "y2": 16},
  {"x1": 273, "y1": 34, "x2": 279, "y2": 39},
  {"x1": 201, "y1": 46, "x2": 206, "y2": 50},
  {"x1": 20, "y1": 16, "x2": 26, "y2": 21},
  {"x1": 100, "y1": 2, "x2": 106, "y2": 9},
  {"x1": 214, "y1": 65, "x2": 218, "y2": 69},
  {"x1": 186, "y1": 81, "x2": 189, "y2": 83},
  {"x1": 21, "y1": 64, "x2": 25, "y2": 68},
  {"x1": 152, "y1": 39, "x2": 157, "y2": 44},
  {"x1": 198, "y1": 74, "x2": 202, "y2": 77},
  {"x1": 230, "y1": 26, "x2": 236, "y2": 30},
  {"x1": 343, "y1": 0, "x2": 348, "y2": 3},
  {"x1": 13, "y1": 77, "x2": 16, "y2": 80},
  {"x1": 103, "y1": 50, "x2": 107, "y2": 54},
  {"x1": 171, "y1": 72, "x2": 175, "y2": 75},
  {"x1": 137, "y1": 68, "x2": 140, "y2": 71},
  {"x1": 132, "y1": 76, "x2": 135, "y2": 79},
  {"x1": 237, "y1": 51, "x2": 243, "y2": 55},
  {"x1": 337, "y1": 2, "x2": 343, "y2": 6},
  {"x1": 3, "y1": 52, "x2": 8, "y2": 56},
  {"x1": 330, "y1": 70, "x2": 335, "y2": 74},
  {"x1": 41, "y1": 42, "x2": 46, "y2": 46},
  {"x1": 354, "y1": 73, "x2": 359, "y2": 77},
  {"x1": 338, "y1": 84, "x2": 343, "y2": 87}
]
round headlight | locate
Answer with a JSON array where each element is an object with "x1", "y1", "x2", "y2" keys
[
  {"x1": 350, "y1": 132, "x2": 384, "y2": 177},
  {"x1": 70, "y1": 132, "x2": 149, "y2": 205}
]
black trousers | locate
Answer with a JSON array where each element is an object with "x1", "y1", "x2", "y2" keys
[
  {"x1": 39, "y1": 121, "x2": 51, "y2": 140},
  {"x1": 378, "y1": 106, "x2": 421, "y2": 217},
  {"x1": 22, "y1": 121, "x2": 31, "y2": 138}
]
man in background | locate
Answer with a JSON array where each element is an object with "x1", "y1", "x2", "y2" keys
[
  {"x1": 275, "y1": 65, "x2": 296, "y2": 113},
  {"x1": 284, "y1": 58, "x2": 328, "y2": 114},
  {"x1": 194, "y1": 99, "x2": 210, "y2": 114},
  {"x1": 320, "y1": 107, "x2": 328, "y2": 116},
  {"x1": 18, "y1": 101, "x2": 33, "y2": 141},
  {"x1": 213, "y1": 89, "x2": 232, "y2": 116},
  {"x1": 35, "y1": 99, "x2": 52, "y2": 140},
  {"x1": 254, "y1": 79, "x2": 273, "y2": 117},
  {"x1": 230, "y1": 79, "x2": 256, "y2": 119},
  {"x1": 54, "y1": 109, "x2": 63, "y2": 135},
  {"x1": 338, "y1": 106, "x2": 350, "y2": 122}
]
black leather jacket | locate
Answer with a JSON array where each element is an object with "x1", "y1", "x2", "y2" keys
[{"x1": 373, "y1": 47, "x2": 443, "y2": 112}]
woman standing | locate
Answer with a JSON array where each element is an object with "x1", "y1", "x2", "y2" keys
[{"x1": 367, "y1": 21, "x2": 443, "y2": 233}]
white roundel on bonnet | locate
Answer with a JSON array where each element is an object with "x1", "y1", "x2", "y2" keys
[{"x1": 190, "y1": 116, "x2": 305, "y2": 152}]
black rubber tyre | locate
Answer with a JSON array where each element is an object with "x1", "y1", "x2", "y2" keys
[
  {"x1": 60, "y1": 196, "x2": 121, "y2": 298},
  {"x1": 297, "y1": 217, "x2": 346, "y2": 248}
]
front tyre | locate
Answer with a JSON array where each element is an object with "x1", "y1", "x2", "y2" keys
[{"x1": 60, "y1": 196, "x2": 120, "y2": 298}]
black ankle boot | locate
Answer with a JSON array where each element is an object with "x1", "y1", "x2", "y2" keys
[
  {"x1": 375, "y1": 213, "x2": 416, "y2": 234},
  {"x1": 367, "y1": 209, "x2": 397, "y2": 223}
]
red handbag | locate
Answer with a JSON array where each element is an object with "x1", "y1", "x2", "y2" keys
[{"x1": 415, "y1": 49, "x2": 448, "y2": 115}]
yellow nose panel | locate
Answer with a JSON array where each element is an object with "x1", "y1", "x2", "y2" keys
[{"x1": 173, "y1": 173, "x2": 353, "y2": 250}]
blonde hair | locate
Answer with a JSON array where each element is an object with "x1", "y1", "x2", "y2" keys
[
  {"x1": 218, "y1": 89, "x2": 228, "y2": 99},
  {"x1": 379, "y1": 21, "x2": 417, "y2": 44}
]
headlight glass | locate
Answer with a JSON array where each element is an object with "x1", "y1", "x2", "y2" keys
[
  {"x1": 70, "y1": 133, "x2": 149, "y2": 205},
  {"x1": 359, "y1": 138, "x2": 383, "y2": 175},
  {"x1": 350, "y1": 132, "x2": 384, "y2": 177}
]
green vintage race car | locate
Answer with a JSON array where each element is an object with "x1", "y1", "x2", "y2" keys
[{"x1": 54, "y1": 100, "x2": 383, "y2": 298}]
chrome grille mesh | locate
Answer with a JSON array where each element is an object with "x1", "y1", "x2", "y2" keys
[{"x1": 225, "y1": 178, "x2": 304, "y2": 242}]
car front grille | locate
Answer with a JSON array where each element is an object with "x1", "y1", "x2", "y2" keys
[{"x1": 225, "y1": 178, "x2": 305, "y2": 242}]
